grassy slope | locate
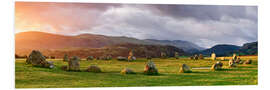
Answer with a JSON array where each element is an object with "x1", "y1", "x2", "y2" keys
[{"x1": 15, "y1": 56, "x2": 258, "y2": 88}]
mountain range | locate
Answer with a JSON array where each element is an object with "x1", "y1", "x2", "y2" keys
[
  {"x1": 15, "y1": 31, "x2": 257, "y2": 58},
  {"x1": 197, "y1": 41, "x2": 258, "y2": 56},
  {"x1": 15, "y1": 31, "x2": 203, "y2": 53}
]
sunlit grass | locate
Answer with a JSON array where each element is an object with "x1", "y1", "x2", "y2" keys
[{"x1": 15, "y1": 56, "x2": 258, "y2": 88}]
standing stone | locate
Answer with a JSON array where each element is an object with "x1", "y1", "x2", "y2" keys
[
  {"x1": 144, "y1": 60, "x2": 158, "y2": 75},
  {"x1": 190, "y1": 56, "x2": 194, "y2": 60},
  {"x1": 106, "y1": 55, "x2": 112, "y2": 60},
  {"x1": 211, "y1": 53, "x2": 216, "y2": 60},
  {"x1": 128, "y1": 51, "x2": 136, "y2": 61},
  {"x1": 86, "y1": 65, "x2": 102, "y2": 73},
  {"x1": 63, "y1": 54, "x2": 69, "y2": 62},
  {"x1": 26, "y1": 50, "x2": 46, "y2": 66},
  {"x1": 235, "y1": 58, "x2": 242, "y2": 64},
  {"x1": 194, "y1": 54, "x2": 199, "y2": 60},
  {"x1": 211, "y1": 61, "x2": 223, "y2": 70},
  {"x1": 229, "y1": 59, "x2": 236, "y2": 67},
  {"x1": 146, "y1": 56, "x2": 152, "y2": 60},
  {"x1": 244, "y1": 60, "x2": 252, "y2": 64},
  {"x1": 175, "y1": 52, "x2": 179, "y2": 59},
  {"x1": 120, "y1": 68, "x2": 136, "y2": 74},
  {"x1": 160, "y1": 52, "x2": 167, "y2": 59},
  {"x1": 26, "y1": 50, "x2": 54, "y2": 68},
  {"x1": 68, "y1": 56, "x2": 80, "y2": 71},
  {"x1": 232, "y1": 53, "x2": 238, "y2": 60},
  {"x1": 199, "y1": 54, "x2": 204, "y2": 59},
  {"x1": 117, "y1": 56, "x2": 128, "y2": 61},
  {"x1": 61, "y1": 65, "x2": 68, "y2": 71},
  {"x1": 86, "y1": 56, "x2": 94, "y2": 61},
  {"x1": 179, "y1": 64, "x2": 192, "y2": 73},
  {"x1": 44, "y1": 61, "x2": 54, "y2": 69}
]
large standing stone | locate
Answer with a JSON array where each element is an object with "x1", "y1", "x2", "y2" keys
[
  {"x1": 179, "y1": 64, "x2": 192, "y2": 73},
  {"x1": 26, "y1": 50, "x2": 54, "y2": 69},
  {"x1": 120, "y1": 68, "x2": 136, "y2": 74},
  {"x1": 211, "y1": 61, "x2": 223, "y2": 70},
  {"x1": 244, "y1": 60, "x2": 252, "y2": 64},
  {"x1": 86, "y1": 65, "x2": 102, "y2": 73},
  {"x1": 211, "y1": 53, "x2": 216, "y2": 60},
  {"x1": 229, "y1": 59, "x2": 236, "y2": 67},
  {"x1": 26, "y1": 50, "x2": 46, "y2": 66},
  {"x1": 86, "y1": 56, "x2": 94, "y2": 61},
  {"x1": 144, "y1": 60, "x2": 158, "y2": 75},
  {"x1": 68, "y1": 56, "x2": 80, "y2": 71},
  {"x1": 63, "y1": 54, "x2": 69, "y2": 62}
]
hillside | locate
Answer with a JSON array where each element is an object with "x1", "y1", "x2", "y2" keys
[
  {"x1": 15, "y1": 31, "x2": 201, "y2": 53},
  {"x1": 145, "y1": 39, "x2": 204, "y2": 53},
  {"x1": 15, "y1": 43, "x2": 186, "y2": 58},
  {"x1": 237, "y1": 41, "x2": 258, "y2": 55},
  {"x1": 196, "y1": 41, "x2": 258, "y2": 56},
  {"x1": 198, "y1": 44, "x2": 241, "y2": 56}
]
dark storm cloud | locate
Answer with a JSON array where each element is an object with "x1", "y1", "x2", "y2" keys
[{"x1": 149, "y1": 5, "x2": 257, "y2": 22}]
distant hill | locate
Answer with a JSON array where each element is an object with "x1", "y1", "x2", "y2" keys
[
  {"x1": 237, "y1": 41, "x2": 258, "y2": 55},
  {"x1": 15, "y1": 43, "x2": 186, "y2": 58},
  {"x1": 15, "y1": 31, "x2": 201, "y2": 53},
  {"x1": 145, "y1": 39, "x2": 204, "y2": 53},
  {"x1": 196, "y1": 41, "x2": 258, "y2": 56},
  {"x1": 198, "y1": 44, "x2": 241, "y2": 56}
]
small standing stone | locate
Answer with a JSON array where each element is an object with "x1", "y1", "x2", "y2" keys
[
  {"x1": 144, "y1": 60, "x2": 158, "y2": 75},
  {"x1": 179, "y1": 64, "x2": 192, "y2": 73},
  {"x1": 229, "y1": 59, "x2": 236, "y2": 67},
  {"x1": 244, "y1": 60, "x2": 252, "y2": 64},
  {"x1": 61, "y1": 65, "x2": 68, "y2": 71},
  {"x1": 211, "y1": 61, "x2": 223, "y2": 70},
  {"x1": 117, "y1": 56, "x2": 127, "y2": 61},
  {"x1": 211, "y1": 53, "x2": 216, "y2": 60},
  {"x1": 160, "y1": 52, "x2": 167, "y2": 59},
  {"x1": 194, "y1": 54, "x2": 199, "y2": 60},
  {"x1": 63, "y1": 54, "x2": 69, "y2": 62},
  {"x1": 86, "y1": 56, "x2": 94, "y2": 61},
  {"x1": 175, "y1": 52, "x2": 179, "y2": 59},
  {"x1": 68, "y1": 56, "x2": 80, "y2": 71},
  {"x1": 199, "y1": 54, "x2": 204, "y2": 59},
  {"x1": 86, "y1": 65, "x2": 102, "y2": 73},
  {"x1": 235, "y1": 58, "x2": 242, "y2": 64},
  {"x1": 232, "y1": 53, "x2": 238, "y2": 60},
  {"x1": 120, "y1": 68, "x2": 136, "y2": 74},
  {"x1": 190, "y1": 56, "x2": 194, "y2": 60}
]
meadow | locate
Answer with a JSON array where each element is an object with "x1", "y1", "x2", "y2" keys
[{"x1": 15, "y1": 56, "x2": 258, "y2": 88}]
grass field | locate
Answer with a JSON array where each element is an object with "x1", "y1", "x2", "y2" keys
[{"x1": 15, "y1": 56, "x2": 258, "y2": 88}]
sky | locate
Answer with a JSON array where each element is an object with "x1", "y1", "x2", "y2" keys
[{"x1": 15, "y1": 2, "x2": 258, "y2": 48}]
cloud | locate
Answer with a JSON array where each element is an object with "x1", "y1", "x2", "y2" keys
[
  {"x1": 88, "y1": 5, "x2": 257, "y2": 48},
  {"x1": 15, "y1": 2, "x2": 258, "y2": 48}
]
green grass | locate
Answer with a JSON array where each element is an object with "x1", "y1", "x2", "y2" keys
[{"x1": 15, "y1": 57, "x2": 258, "y2": 88}]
